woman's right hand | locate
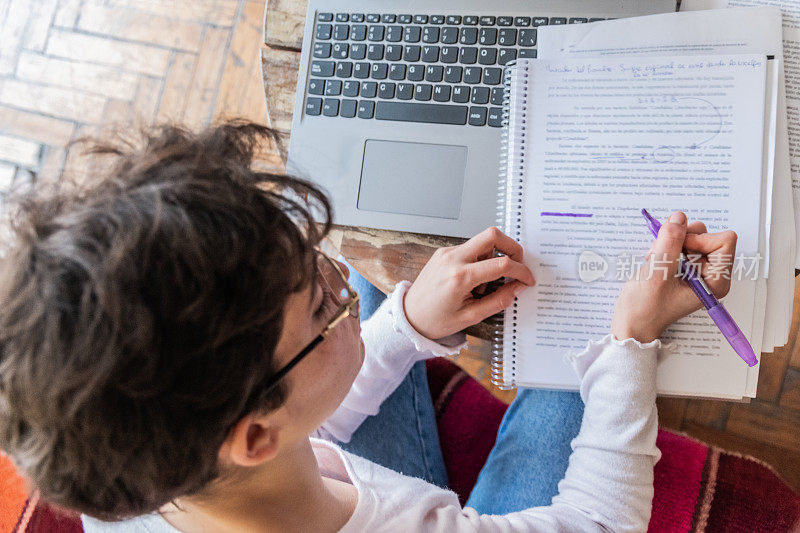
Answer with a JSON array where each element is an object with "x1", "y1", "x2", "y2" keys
[{"x1": 610, "y1": 211, "x2": 738, "y2": 343}]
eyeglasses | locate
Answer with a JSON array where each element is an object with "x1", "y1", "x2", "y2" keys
[{"x1": 262, "y1": 250, "x2": 360, "y2": 391}]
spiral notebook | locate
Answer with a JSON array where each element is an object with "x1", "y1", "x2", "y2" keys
[{"x1": 492, "y1": 52, "x2": 777, "y2": 399}]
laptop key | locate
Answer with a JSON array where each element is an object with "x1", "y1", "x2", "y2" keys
[
  {"x1": 532, "y1": 17, "x2": 548, "y2": 26},
  {"x1": 351, "y1": 14, "x2": 364, "y2": 22},
  {"x1": 414, "y1": 84, "x2": 432, "y2": 101},
  {"x1": 314, "y1": 43, "x2": 331, "y2": 58},
  {"x1": 519, "y1": 29, "x2": 536, "y2": 47},
  {"x1": 488, "y1": 107, "x2": 503, "y2": 127},
  {"x1": 444, "y1": 66, "x2": 463, "y2": 83},
  {"x1": 498, "y1": 16, "x2": 513, "y2": 26},
  {"x1": 589, "y1": 18, "x2": 605, "y2": 22},
  {"x1": 463, "y1": 16, "x2": 478, "y2": 25},
  {"x1": 498, "y1": 28, "x2": 516, "y2": 46},
  {"x1": 389, "y1": 64, "x2": 406, "y2": 80},
  {"x1": 325, "y1": 80, "x2": 342, "y2": 95},
  {"x1": 423, "y1": 27, "x2": 440, "y2": 43},
  {"x1": 464, "y1": 66, "x2": 482, "y2": 84},
  {"x1": 452, "y1": 85, "x2": 470, "y2": 103},
  {"x1": 353, "y1": 62, "x2": 370, "y2": 78},
  {"x1": 371, "y1": 63, "x2": 388, "y2": 79},
  {"x1": 381, "y1": 14, "x2": 396, "y2": 23},
  {"x1": 431, "y1": 15, "x2": 445, "y2": 24},
  {"x1": 332, "y1": 42, "x2": 348, "y2": 59},
  {"x1": 433, "y1": 85, "x2": 451, "y2": 102},
  {"x1": 396, "y1": 83, "x2": 414, "y2": 100},
  {"x1": 366, "y1": 13, "x2": 380, "y2": 23},
  {"x1": 422, "y1": 45, "x2": 439, "y2": 62},
  {"x1": 323, "y1": 98, "x2": 339, "y2": 116},
  {"x1": 471, "y1": 87, "x2": 489, "y2": 104},
  {"x1": 483, "y1": 67, "x2": 502, "y2": 85},
  {"x1": 404, "y1": 26, "x2": 421, "y2": 42},
  {"x1": 334, "y1": 24, "x2": 349, "y2": 40},
  {"x1": 518, "y1": 48, "x2": 537, "y2": 58},
  {"x1": 311, "y1": 61, "x2": 335, "y2": 77},
  {"x1": 357, "y1": 100, "x2": 375, "y2": 118},
  {"x1": 479, "y1": 28, "x2": 497, "y2": 45},
  {"x1": 375, "y1": 102, "x2": 468, "y2": 125},
  {"x1": 480, "y1": 16, "x2": 496, "y2": 25},
  {"x1": 386, "y1": 25, "x2": 403, "y2": 42},
  {"x1": 478, "y1": 48, "x2": 497, "y2": 65},
  {"x1": 460, "y1": 27, "x2": 478, "y2": 45},
  {"x1": 336, "y1": 13, "x2": 348, "y2": 22},
  {"x1": 569, "y1": 17, "x2": 588, "y2": 24},
  {"x1": 385, "y1": 44, "x2": 402, "y2": 61},
  {"x1": 367, "y1": 43, "x2": 384, "y2": 60},
  {"x1": 441, "y1": 27, "x2": 458, "y2": 44},
  {"x1": 459, "y1": 47, "x2": 477, "y2": 64},
  {"x1": 306, "y1": 97, "x2": 322, "y2": 115},
  {"x1": 378, "y1": 82, "x2": 396, "y2": 98},
  {"x1": 404, "y1": 45, "x2": 421, "y2": 62},
  {"x1": 407, "y1": 64, "x2": 424, "y2": 81},
  {"x1": 398, "y1": 14, "x2": 412, "y2": 23},
  {"x1": 441, "y1": 46, "x2": 458, "y2": 63},
  {"x1": 551, "y1": 17, "x2": 567, "y2": 25},
  {"x1": 335, "y1": 62, "x2": 352, "y2": 77},
  {"x1": 446, "y1": 15, "x2": 461, "y2": 25},
  {"x1": 318, "y1": 12, "x2": 333, "y2": 22},
  {"x1": 350, "y1": 25, "x2": 366, "y2": 40},
  {"x1": 425, "y1": 65, "x2": 444, "y2": 82},
  {"x1": 468, "y1": 106, "x2": 487, "y2": 126},
  {"x1": 350, "y1": 43, "x2": 366, "y2": 60},
  {"x1": 308, "y1": 78, "x2": 324, "y2": 95},
  {"x1": 491, "y1": 87, "x2": 504, "y2": 105},
  {"x1": 514, "y1": 16, "x2": 531, "y2": 27},
  {"x1": 343, "y1": 80, "x2": 359, "y2": 97},
  {"x1": 413, "y1": 14, "x2": 428, "y2": 24},
  {"x1": 360, "y1": 81, "x2": 377, "y2": 98},
  {"x1": 498, "y1": 49, "x2": 516, "y2": 65},
  {"x1": 316, "y1": 24, "x2": 332, "y2": 40},
  {"x1": 368, "y1": 25, "x2": 385, "y2": 41}
]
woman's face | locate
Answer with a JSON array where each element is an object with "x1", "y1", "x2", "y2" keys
[{"x1": 269, "y1": 257, "x2": 365, "y2": 441}]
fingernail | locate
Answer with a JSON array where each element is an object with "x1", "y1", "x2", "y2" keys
[{"x1": 669, "y1": 211, "x2": 686, "y2": 225}]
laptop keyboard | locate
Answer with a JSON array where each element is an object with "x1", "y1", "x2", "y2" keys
[{"x1": 304, "y1": 12, "x2": 606, "y2": 127}]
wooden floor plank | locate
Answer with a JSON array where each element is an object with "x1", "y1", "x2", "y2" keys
[
  {"x1": 46, "y1": 28, "x2": 171, "y2": 77},
  {"x1": 779, "y1": 367, "x2": 800, "y2": 411},
  {"x1": 183, "y1": 26, "x2": 231, "y2": 127},
  {"x1": 23, "y1": 0, "x2": 58, "y2": 52},
  {"x1": 0, "y1": 79, "x2": 105, "y2": 123},
  {"x1": 77, "y1": 4, "x2": 205, "y2": 52},
  {"x1": 0, "y1": 106, "x2": 75, "y2": 147},
  {"x1": 0, "y1": 134, "x2": 41, "y2": 168},
  {"x1": 0, "y1": 0, "x2": 29, "y2": 75},
  {"x1": 157, "y1": 52, "x2": 198, "y2": 123},
  {"x1": 16, "y1": 51, "x2": 140, "y2": 100}
]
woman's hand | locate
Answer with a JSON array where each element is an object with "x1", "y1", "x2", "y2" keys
[
  {"x1": 611, "y1": 211, "x2": 738, "y2": 343},
  {"x1": 404, "y1": 227, "x2": 536, "y2": 339}
]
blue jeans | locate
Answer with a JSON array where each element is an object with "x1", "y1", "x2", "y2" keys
[{"x1": 340, "y1": 267, "x2": 585, "y2": 512}]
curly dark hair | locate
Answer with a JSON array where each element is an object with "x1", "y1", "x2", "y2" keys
[{"x1": 0, "y1": 121, "x2": 332, "y2": 520}]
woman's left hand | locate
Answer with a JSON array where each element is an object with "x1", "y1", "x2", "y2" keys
[{"x1": 404, "y1": 227, "x2": 536, "y2": 339}]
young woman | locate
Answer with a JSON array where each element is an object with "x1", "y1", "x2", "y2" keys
[{"x1": 0, "y1": 123, "x2": 737, "y2": 532}]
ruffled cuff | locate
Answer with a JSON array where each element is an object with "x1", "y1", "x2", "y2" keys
[
  {"x1": 388, "y1": 280, "x2": 468, "y2": 359},
  {"x1": 566, "y1": 333, "x2": 674, "y2": 380}
]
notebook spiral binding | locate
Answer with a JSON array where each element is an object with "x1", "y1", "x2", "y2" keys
[{"x1": 490, "y1": 60, "x2": 529, "y2": 390}]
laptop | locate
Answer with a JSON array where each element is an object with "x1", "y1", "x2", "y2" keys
[{"x1": 287, "y1": 0, "x2": 676, "y2": 238}]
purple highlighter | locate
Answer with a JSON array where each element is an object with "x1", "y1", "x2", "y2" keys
[{"x1": 641, "y1": 209, "x2": 758, "y2": 367}]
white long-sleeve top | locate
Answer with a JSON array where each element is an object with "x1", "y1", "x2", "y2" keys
[{"x1": 84, "y1": 281, "x2": 663, "y2": 533}]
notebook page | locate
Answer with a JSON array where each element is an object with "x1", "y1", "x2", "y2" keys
[
  {"x1": 538, "y1": 7, "x2": 793, "y2": 357},
  {"x1": 510, "y1": 54, "x2": 766, "y2": 397}
]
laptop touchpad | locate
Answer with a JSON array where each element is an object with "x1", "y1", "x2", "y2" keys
[{"x1": 358, "y1": 140, "x2": 467, "y2": 219}]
